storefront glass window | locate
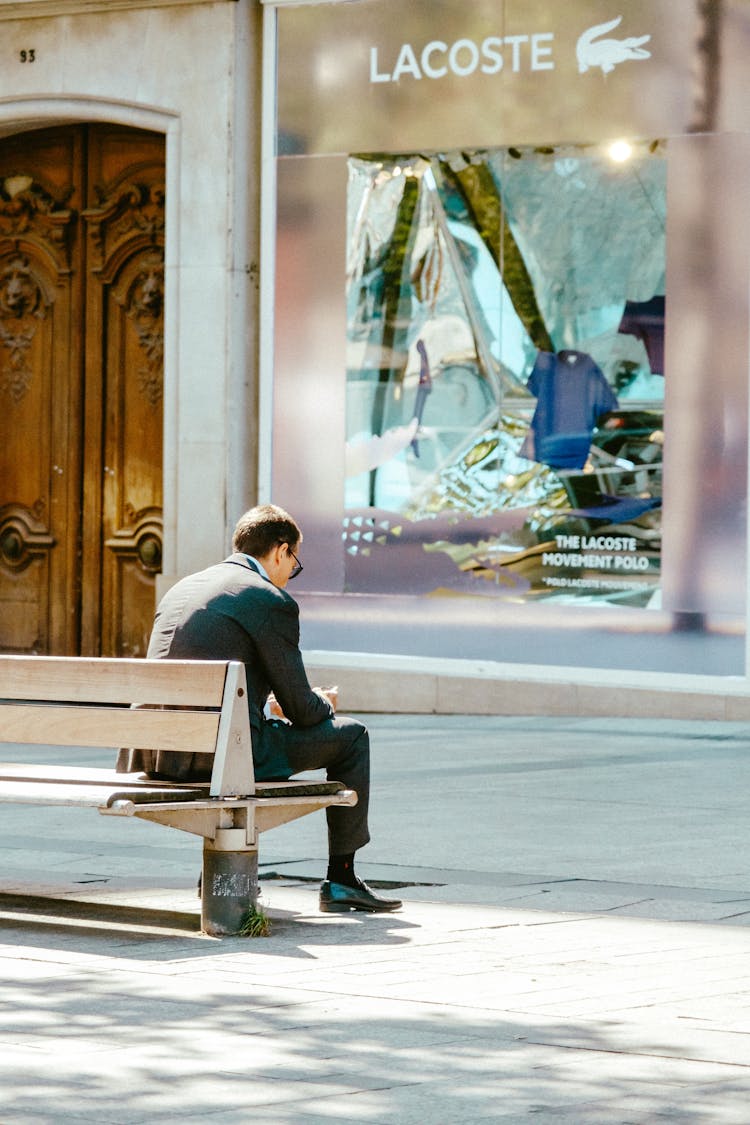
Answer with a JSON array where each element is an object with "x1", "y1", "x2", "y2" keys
[
  {"x1": 271, "y1": 0, "x2": 749, "y2": 676},
  {"x1": 344, "y1": 143, "x2": 665, "y2": 607}
]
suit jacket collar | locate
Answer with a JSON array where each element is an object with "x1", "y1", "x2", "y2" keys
[
  {"x1": 224, "y1": 552, "x2": 299, "y2": 606},
  {"x1": 225, "y1": 552, "x2": 265, "y2": 576}
]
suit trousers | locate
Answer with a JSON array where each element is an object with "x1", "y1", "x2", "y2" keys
[{"x1": 254, "y1": 715, "x2": 371, "y2": 855}]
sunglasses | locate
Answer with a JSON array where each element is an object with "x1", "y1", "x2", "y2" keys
[{"x1": 288, "y1": 547, "x2": 303, "y2": 580}]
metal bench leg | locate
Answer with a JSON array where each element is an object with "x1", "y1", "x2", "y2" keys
[{"x1": 201, "y1": 828, "x2": 259, "y2": 936}]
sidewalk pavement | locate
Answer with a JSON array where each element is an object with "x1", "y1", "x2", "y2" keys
[{"x1": 1, "y1": 715, "x2": 750, "y2": 1123}]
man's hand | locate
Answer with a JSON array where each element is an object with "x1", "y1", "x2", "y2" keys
[
  {"x1": 315, "y1": 686, "x2": 338, "y2": 712},
  {"x1": 265, "y1": 693, "x2": 286, "y2": 720},
  {"x1": 265, "y1": 685, "x2": 338, "y2": 721}
]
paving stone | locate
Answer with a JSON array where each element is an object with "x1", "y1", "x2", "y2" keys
[{"x1": 3, "y1": 716, "x2": 750, "y2": 1121}]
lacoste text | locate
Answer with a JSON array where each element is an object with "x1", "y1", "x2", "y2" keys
[{"x1": 369, "y1": 35, "x2": 556, "y2": 84}]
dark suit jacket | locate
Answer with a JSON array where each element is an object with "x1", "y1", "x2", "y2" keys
[{"x1": 117, "y1": 554, "x2": 332, "y2": 781}]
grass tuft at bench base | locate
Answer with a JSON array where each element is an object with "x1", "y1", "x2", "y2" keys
[{"x1": 238, "y1": 903, "x2": 271, "y2": 938}]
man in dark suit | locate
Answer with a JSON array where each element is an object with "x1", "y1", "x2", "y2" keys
[{"x1": 124, "y1": 504, "x2": 400, "y2": 914}]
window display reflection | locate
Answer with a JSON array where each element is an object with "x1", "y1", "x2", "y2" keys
[{"x1": 345, "y1": 142, "x2": 665, "y2": 605}]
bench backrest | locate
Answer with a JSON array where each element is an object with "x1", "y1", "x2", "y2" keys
[{"x1": 0, "y1": 656, "x2": 254, "y2": 798}]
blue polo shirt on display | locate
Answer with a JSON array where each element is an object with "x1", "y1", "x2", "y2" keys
[{"x1": 520, "y1": 349, "x2": 619, "y2": 469}]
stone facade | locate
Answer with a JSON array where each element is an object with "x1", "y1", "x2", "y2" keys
[{"x1": 0, "y1": 0, "x2": 261, "y2": 591}]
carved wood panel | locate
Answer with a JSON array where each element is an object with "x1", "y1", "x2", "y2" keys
[
  {"x1": 0, "y1": 128, "x2": 82, "y2": 654},
  {"x1": 0, "y1": 125, "x2": 164, "y2": 656},
  {"x1": 82, "y1": 127, "x2": 165, "y2": 657}
]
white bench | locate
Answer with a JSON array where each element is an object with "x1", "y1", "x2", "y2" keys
[{"x1": 0, "y1": 655, "x2": 356, "y2": 935}]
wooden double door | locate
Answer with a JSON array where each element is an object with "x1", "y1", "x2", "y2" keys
[{"x1": 0, "y1": 124, "x2": 164, "y2": 656}]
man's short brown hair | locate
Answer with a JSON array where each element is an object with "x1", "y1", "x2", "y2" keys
[{"x1": 232, "y1": 504, "x2": 301, "y2": 558}]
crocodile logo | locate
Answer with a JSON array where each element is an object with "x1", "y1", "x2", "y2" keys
[{"x1": 576, "y1": 15, "x2": 651, "y2": 75}]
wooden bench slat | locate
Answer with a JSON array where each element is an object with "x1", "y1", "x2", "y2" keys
[
  {"x1": 0, "y1": 782, "x2": 356, "y2": 811},
  {"x1": 0, "y1": 656, "x2": 229, "y2": 707},
  {"x1": 0, "y1": 704, "x2": 220, "y2": 753},
  {"x1": 0, "y1": 764, "x2": 193, "y2": 786},
  {"x1": 0, "y1": 763, "x2": 348, "y2": 798},
  {"x1": 0, "y1": 764, "x2": 350, "y2": 800},
  {"x1": 0, "y1": 782, "x2": 201, "y2": 807}
]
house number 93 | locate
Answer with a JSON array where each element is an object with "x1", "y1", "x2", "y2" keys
[{"x1": 19, "y1": 50, "x2": 36, "y2": 63}]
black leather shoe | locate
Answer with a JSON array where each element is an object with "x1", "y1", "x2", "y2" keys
[{"x1": 320, "y1": 878, "x2": 402, "y2": 913}]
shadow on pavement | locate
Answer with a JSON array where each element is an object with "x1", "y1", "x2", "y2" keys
[
  {"x1": 0, "y1": 966, "x2": 736, "y2": 1124},
  {"x1": 0, "y1": 890, "x2": 420, "y2": 960}
]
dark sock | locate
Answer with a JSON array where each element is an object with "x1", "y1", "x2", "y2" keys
[{"x1": 327, "y1": 852, "x2": 357, "y2": 887}]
